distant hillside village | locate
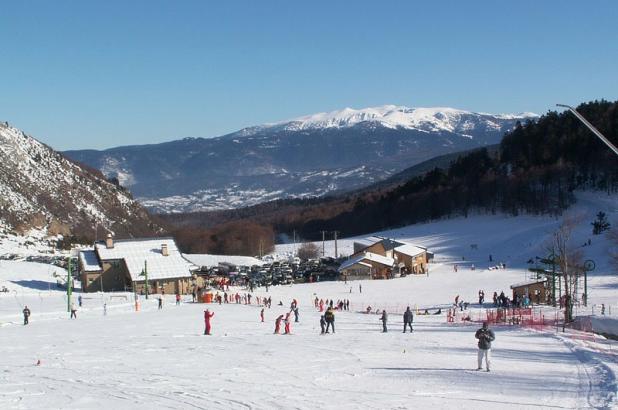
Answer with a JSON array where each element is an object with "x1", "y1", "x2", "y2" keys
[{"x1": 77, "y1": 234, "x2": 433, "y2": 295}]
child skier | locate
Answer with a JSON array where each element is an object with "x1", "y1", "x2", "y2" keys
[
  {"x1": 284, "y1": 312, "x2": 291, "y2": 334},
  {"x1": 274, "y1": 315, "x2": 284, "y2": 334},
  {"x1": 260, "y1": 308, "x2": 265, "y2": 322},
  {"x1": 204, "y1": 309, "x2": 214, "y2": 335}
]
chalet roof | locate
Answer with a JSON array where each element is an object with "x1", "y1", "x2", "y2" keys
[
  {"x1": 339, "y1": 252, "x2": 394, "y2": 271},
  {"x1": 94, "y1": 237, "x2": 195, "y2": 281},
  {"x1": 510, "y1": 279, "x2": 548, "y2": 289},
  {"x1": 355, "y1": 236, "x2": 403, "y2": 251},
  {"x1": 79, "y1": 250, "x2": 101, "y2": 272},
  {"x1": 183, "y1": 254, "x2": 263, "y2": 269},
  {"x1": 393, "y1": 244, "x2": 426, "y2": 258}
]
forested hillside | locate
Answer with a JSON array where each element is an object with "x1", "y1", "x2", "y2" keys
[{"x1": 165, "y1": 100, "x2": 618, "y2": 251}]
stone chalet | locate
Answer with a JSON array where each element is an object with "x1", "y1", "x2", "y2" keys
[{"x1": 78, "y1": 235, "x2": 196, "y2": 294}]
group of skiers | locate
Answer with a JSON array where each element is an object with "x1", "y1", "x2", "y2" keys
[{"x1": 314, "y1": 297, "x2": 350, "y2": 312}]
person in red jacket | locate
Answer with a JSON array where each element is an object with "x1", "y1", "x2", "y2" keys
[
  {"x1": 204, "y1": 309, "x2": 214, "y2": 335},
  {"x1": 274, "y1": 314, "x2": 284, "y2": 334},
  {"x1": 284, "y1": 312, "x2": 291, "y2": 334},
  {"x1": 260, "y1": 308, "x2": 265, "y2": 322}
]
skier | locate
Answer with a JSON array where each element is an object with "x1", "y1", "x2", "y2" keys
[
  {"x1": 103, "y1": 302, "x2": 107, "y2": 316},
  {"x1": 324, "y1": 307, "x2": 335, "y2": 333},
  {"x1": 475, "y1": 322, "x2": 495, "y2": 372},
  {"x1": 158, "y1": 295, "x2": 163, "y2": 310},
  {"x1": 359, "y1": 283, "x2": 362, "y2": 293},
  {"x1": 23, "y1": 305, "x2": 31, "y2": 325},
  {"x1": 320, "y1": 315, "x2": 326, "y2": 335},
  {"x1": 204, "y1": 309, "x2": 214, "y2": 335},
  {"x1": 70, "y1": 302, "x2": 77, "y2": 319},
  {"x1": 78, "y1": 295, "x2": 83, "y2": 307},
  {"x1": 601, "y1": 304, "x2": 606, "y2": 315},
  {"x1": 403, "y1": 306, "x2": 413, "y2": 333},
  {"x1": 284, "y1": 312, "x2": 291, "y2": 334},
  {"x1": 293, "y1": 307, "x2": 299, "y2": 323},
  {"x1": 274, "y1": 314, "x2": 284, "y2": 334},
  {"x1": 260, "y1": 308, "x2": 265, "y2": 322},
  {"x1": 380, "y1": 310, "x2": 388, "y2": 333},
  {"x1": 175, "y1": 293, "x2": 181, "y2": 305},
  {"x1": 192, "y1": 290, "x2": 196, "y2": 303}
]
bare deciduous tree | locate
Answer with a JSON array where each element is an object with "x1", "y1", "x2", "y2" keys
[
  {"x1": 550, "y1": 215, "x2": 584, "y2": 322},
  {"x1": 297, "y1": 242, "x2": 319, "y2": 261}
]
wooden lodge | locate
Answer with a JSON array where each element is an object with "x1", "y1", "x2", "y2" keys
[{"x1": 339, "y1": 237, "x2": 432, "y2": 279}]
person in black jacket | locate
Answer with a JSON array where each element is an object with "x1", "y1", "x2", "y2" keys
[
  {"x1": 23, "y1": 306, "x2": 31, "y2": 325},
  {"x1": 475, "y1": 322, "x2": 495, "y2": 371},
  {"x1": 380, "y1": 310, "x2": 388, "y2": 333},
  {"x1": 324, "y1": 307, "x2": 335, "y2": 333},
  {"x1": 320, "y1": 315, "x2": 326, "y2": 335},
  {"x1": 403, "y1": 306, "x2": 413, "y2": 333}
]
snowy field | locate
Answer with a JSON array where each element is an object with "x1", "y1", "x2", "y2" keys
[{"x1": 0, "y1": 191, "x2": 617, "y2": 409}]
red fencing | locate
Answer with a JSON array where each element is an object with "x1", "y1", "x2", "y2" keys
[{"x1": 446, "y1": 307, "x2": 561, "y2": 329}]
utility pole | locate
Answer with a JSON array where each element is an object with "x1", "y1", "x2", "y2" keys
[
  {"x1": 321, "y1": 230, "x2": 327, "y2": 257},
  {"x1": 333, "y1": 231, "x2": 339, "y2": 258},
  {"x1": 67, "y1": 256, "x2": 73, "y2": 313},
  {"x1": 557, "y1": 104, "x2": 618, "y2": 157}
]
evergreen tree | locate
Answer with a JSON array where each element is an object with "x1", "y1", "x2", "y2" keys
[{"x1": 592, "y1": 211, "x2": 611, "y2": 235}]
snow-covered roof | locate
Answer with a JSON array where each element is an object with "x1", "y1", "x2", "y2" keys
[
  {"x1": 510, "y1": 279, "x2": 547, "y2": 289},
  {"x1": 95, "y1": 238, "x2": 194, "y2": 281},
  {"x1": 183, "y1": 254, "x2": 263, "y2": 269},
  {"x1": 353, "y1": 237, "x2": 381, "y2": 248},
  {"x1": 393, "y1": 244, "x2": 426, "y2": 258},
  {"x1": 363, "y1": 252, "x2": 395, "y2": 266},
  {"x1": 339, "y1": 254, "x2": 367, "y2": 271},
  {"x1": 339, "y1": 252, "x2": 394, "y2": 271},
  {"x1": 79, "y1": 250, "x2": 101, "y2": 272}
]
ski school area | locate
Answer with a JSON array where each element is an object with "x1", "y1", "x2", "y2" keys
[
  {"x1": 1, "y1": 194, "x2": 618, "y2": 409},
  {"x1": 0, "y1": 258, "x2": 616, "y2": 409}
]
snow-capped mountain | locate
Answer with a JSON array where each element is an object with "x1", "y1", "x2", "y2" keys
[
  {"x1": 0, "y1": 122, "x2": 161, "y2": 238},
  {"x1": 65, "y1": 106, "x2": 537, "y2": 213},
  {"x1": 250, "y1": 105, "x2": 536, "y2": 135}
]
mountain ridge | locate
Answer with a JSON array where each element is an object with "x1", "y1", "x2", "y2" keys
[
  {"x1": 64, "y1": 106, "x2": 537, "y2": 213},
  {"x1": 0, "y1": 121, "x2": 162, "y2": 240}
]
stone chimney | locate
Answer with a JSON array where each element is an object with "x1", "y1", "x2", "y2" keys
[
  {"x1": 161, "y1": 243, "x2": 169, "y2": 256},
  {"x1": 105, "y1": 233, "x2": 114, "y2": 249}
]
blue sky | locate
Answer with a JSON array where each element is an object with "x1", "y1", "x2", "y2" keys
[{"x1": 1, "y1": 1, "x2": 617, "y2": 150}]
